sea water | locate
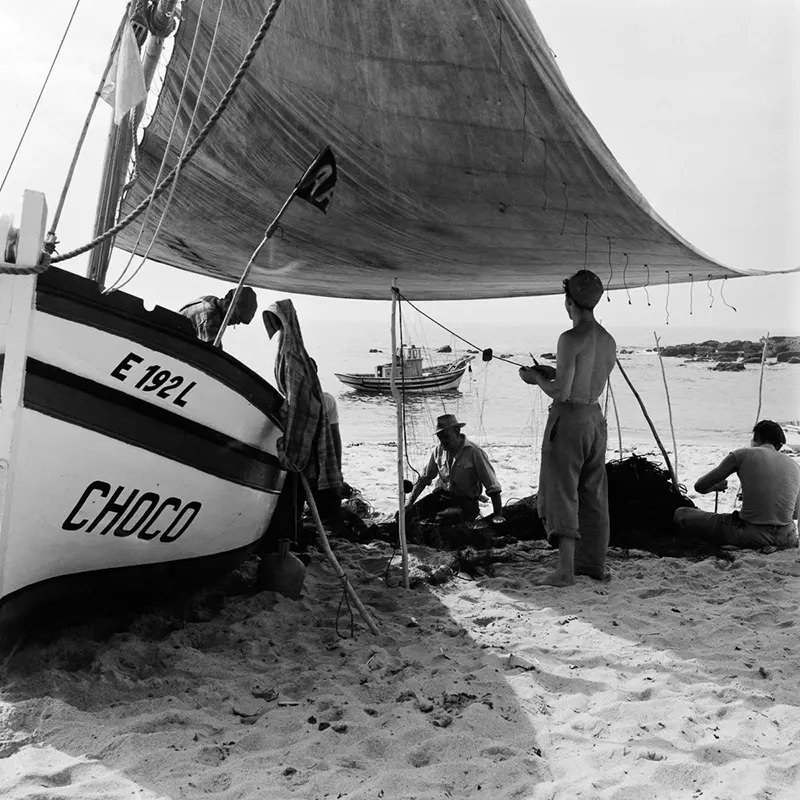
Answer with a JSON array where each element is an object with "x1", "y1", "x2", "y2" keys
[{"x1": 309, "y1": 321, "x2": 799, "y2": 445}]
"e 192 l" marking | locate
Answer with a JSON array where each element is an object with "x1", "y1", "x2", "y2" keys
[{"x1": 111, "y1": 352, "x2": 196, "y2": 407}]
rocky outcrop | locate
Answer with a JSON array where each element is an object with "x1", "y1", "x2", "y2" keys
[{"x1": 660, "y1": 336, "x2": 800, "y2": 363}]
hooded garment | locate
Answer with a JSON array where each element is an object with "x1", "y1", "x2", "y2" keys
[{"x1": 264, "y1": 299, "x2": 342, "y2": 491}]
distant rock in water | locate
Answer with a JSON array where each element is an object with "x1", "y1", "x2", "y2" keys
[
  {"x1": 540, "y1": 353, "x2": 556, "y2": 360},
  {"x1": 712, "y1": 362, "x2": 745, "y2": 371},
  {"x1": 369, "y1": 348, "x2": 382, "y2": 353},
  {"x1": 437, "y1": 345, "x2": 452, "y2": 353}
]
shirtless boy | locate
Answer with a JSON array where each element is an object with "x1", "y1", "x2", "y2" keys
[{"x1": 519, "y1": 270, "x2": 617, "y2": 586}]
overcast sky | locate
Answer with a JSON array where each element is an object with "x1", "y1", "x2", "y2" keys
[{"x1": 1, "y1": 0, "x2": 798, "y2": 362}]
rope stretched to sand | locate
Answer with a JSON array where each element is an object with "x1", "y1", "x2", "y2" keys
[
  {"x1": 615, "y1": 358, "x2": 679, "y2": 488},
  {"x1": 654, "y1": 333, "x2": 679, "y2": 484},
  {"x1": 755, "y1": 332, "x2": 769, "y2": 425},
  {"x1": 300, "y1": 474, "x2": 379, "y2": 636},
  {"x1": 51, "y1": 0, "x2": 286, "y2": 264},
  {"x1": 606, "y1": 377, "x2": 623, "y2": 461}
]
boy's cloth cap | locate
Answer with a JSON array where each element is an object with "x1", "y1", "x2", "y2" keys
[{"x1": 564, "y1": 270, "x2": 603, "y2": 309}]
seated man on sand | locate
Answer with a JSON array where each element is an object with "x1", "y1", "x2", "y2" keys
[
  {"x1": 673, "y1": 420, "x2": 800, "y2": 550},
  {"x1": 405, "y1": 413, "x2": 504, "y2": 530}
]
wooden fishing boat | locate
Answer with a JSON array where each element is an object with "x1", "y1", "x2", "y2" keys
[
  {"x1": 335, "y1": 346, "x2": 473, "y2": 394},
  {"x1": 0, "y1": 195, "x2": 285, "y2": 634}
]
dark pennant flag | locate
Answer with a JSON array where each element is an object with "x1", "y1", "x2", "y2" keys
[{"x1": 295, "y1": 146, "x2": 337, "y2": 213}]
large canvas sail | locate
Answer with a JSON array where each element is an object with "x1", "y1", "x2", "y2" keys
[{"x1": 116, "y1": 0, "x2": 757, "y2": 300}]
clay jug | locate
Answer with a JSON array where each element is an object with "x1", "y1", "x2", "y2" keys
[{"x1": 258, "y1": 539, "x2": 306, "y2": 599}]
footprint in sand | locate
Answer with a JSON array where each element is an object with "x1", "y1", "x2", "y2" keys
[{"x1": 636, "y1": 588, "x2": 667, "y2": 599}]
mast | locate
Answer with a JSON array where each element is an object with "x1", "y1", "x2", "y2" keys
[{"x1": 87, "y1": 0, "x2": 180, "y2": 286}]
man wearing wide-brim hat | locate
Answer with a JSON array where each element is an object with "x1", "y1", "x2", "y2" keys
[{"x1": 405, "y1": 413, "x2": 504, "y2": 532}]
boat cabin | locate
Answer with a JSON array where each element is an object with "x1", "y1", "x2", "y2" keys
[{"x1": 374, "y1": 345, "x2": 424, "y2": 378}]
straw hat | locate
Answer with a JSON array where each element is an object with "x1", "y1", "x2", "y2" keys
[{"x1": 434, "y1": 413, "x2": 466, "y2": 434}]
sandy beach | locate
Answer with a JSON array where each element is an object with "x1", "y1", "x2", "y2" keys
[{"x1": 1, "y1": 442, "x2": 799, "y2": 800}]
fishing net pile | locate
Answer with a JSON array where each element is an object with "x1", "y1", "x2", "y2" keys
[{"x1": 332, "y1": 455, "x2": 703, "y2": 558}]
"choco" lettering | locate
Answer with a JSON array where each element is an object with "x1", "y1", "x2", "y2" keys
[{"x1": 62, "y1": 481, "x2": 202, "y2": 543}]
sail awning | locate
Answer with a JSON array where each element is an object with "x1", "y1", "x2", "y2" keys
[{"x1": 116, "y1": 0, "x2": 764, "y2": 300}]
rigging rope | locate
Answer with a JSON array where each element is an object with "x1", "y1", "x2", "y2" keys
[
  {"x1": 0, "y1": 0, "x2": 83, "y2": 197},
  {"x1": 47, "y1": 13, "x2": 127, "y2": 245},
  {"x1": 51, "y1": 0, "x2": 286, "y2": 264},
  {"x1": 398, "y1": 293, "x2": 526, "y2": 368},
  {"x1": 106, "y1": 0, "x2": 222, "y2": 293}
]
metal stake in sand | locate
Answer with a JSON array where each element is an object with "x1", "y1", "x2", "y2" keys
[
  {"x1": 390, "y1": 283, "x2": 410, "y2": 589},
  {"x1": 615, "y1": 358, "x2": 679, "y2": 488},
  {"x1": 213, "y1": 146, "x2": 337, "y2": 347},
  {"x1": 299, "y1": 474, "x2": 379, "y2": 635}
]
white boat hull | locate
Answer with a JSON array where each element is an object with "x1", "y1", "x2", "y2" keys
[
  {"x1": 0, "y1": 195, "x2": 286, "y2": 633},
  {"x1": 3, "y1": 409, "x2": 276, "y2": 599},
  {"x1": 335, "y1": 362, "x2": 470, "y2": 393}
]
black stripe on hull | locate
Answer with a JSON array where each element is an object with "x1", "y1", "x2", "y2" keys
[
  {"x1": 35, "y1": 267, "x2": 284, "y2": 424},
  {"x1": 25, "y1": 359, "x2": 283, "y2": 493},
  {"x1": 0, "y1": 541, "x2": 259, "y2": 645}
]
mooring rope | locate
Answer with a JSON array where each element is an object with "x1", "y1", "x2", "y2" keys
[{"x1": 51, "y1": 0, "x2": 286, "y2": 264}]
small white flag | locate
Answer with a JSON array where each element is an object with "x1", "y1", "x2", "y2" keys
[{"x1": 101, "y1": 22, "x2": 147, "y2": 125}]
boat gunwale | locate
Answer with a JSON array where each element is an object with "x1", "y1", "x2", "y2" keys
[{"x1": 34, "y1": 267, "x2": 285, "y2": 426}]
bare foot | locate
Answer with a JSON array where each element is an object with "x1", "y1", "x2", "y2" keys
[{"x1": 533, "y1": 569, "x2": 575, "y2": 587}]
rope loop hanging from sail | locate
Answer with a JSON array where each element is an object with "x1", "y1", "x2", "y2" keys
[{"x1": 51, "y1": 0, "x2": 287, "y2": 265}]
